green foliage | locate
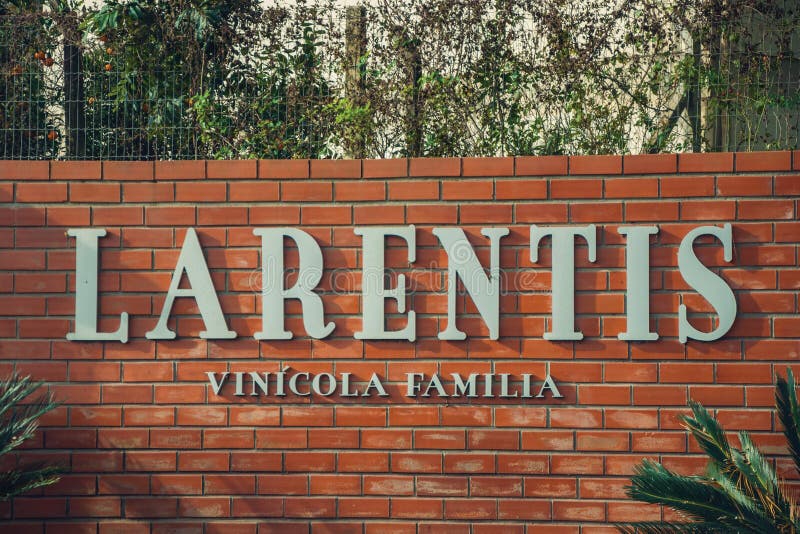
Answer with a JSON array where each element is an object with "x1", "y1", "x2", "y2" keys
[
  {"x1": 619, "y1": 369, "x2": 800, "y2": 533},
  {"x1": 0, "y1": 3, "x2": 61, "y2": 158},
  {"x1": 1, "y1": 0, "x2": 799, "y2": 158},
  {"x1": 0, "y1": 373, "x2": 62, "y2": 501}
]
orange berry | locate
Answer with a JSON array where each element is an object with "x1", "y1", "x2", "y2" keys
[
  {"x1": 88, "y1": 97, "x2": 96, "y2": 104},
  {"x1": 106, "y1": 47, "x2": 113, "y2": 55},
  {"x1": 99, "y1": 34, "x2": 109, "y2": 43},
  {"x1": 104, "y1": 63, "x2": 112, "y2": 71},
  {"x1": 47, "y1": 130, "x2": 57, "y2": 141},
  {"x1": 44, "y1": 57, "x2": 54, "y2": 67}
]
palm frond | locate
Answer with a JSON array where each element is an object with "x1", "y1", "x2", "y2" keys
[
  {"x1": 0, "y1": 464, "x2": 62, "y2": 500},
  {"x1": 0, "y1": 378, "x2": 58, "y2": 458},
  {"x1": 776, "y1": 368, "x2": 800, "y2": 478},
  {"x1": 705, "y1": 461, "x2": 783, "y2": 532},
  {"x1": 680, "y1": 401, "x2": 732, "y2": 468},
  {"x1": 735, "y1": 431, "x2": 794, "y2": 523},
  {"x1": 621, "y1": 373, "x2": 800, "y2": 534},
  {"x1": 626, "y1": 459, "x2": 767, "y2": 531},
  {"x1": 617, "y1": 522, "x2": 727, "y2": 534},
  {"x1": 0, "y1": 373, "x2": 62, "y2": 500}
]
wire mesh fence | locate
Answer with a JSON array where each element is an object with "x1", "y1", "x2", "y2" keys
[{"x1": 1, "y1": 0, "x2": 799, "y2": 160}]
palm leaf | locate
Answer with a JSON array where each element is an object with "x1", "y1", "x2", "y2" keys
[
  {"x1": 617, "y1": 522, "x2": 727, "y2": 533},
  {"x1": 734, "y1": 431, "x2": 794, "y2": 523},
  {"x1": 0, "y1": 373, "x2": 63, "y2": 500},
  {"x1": 0, "y1": 464, "x2": 62, "y2": 500},
  {"x1": 705, "y1": 461, "x2": 785, "y2": 532},
  {"x1": 776, "y1": 368, "x2": 800, "y2": 478},
  {"x1": 621, "y1": 376, "x2": 800, "y2": 534},
  {"x1": 626, "y1": 460, "x2": 770, "y2": 532},
  {"x1": 681, "y1": 401, "x2": 732, "y2": 469}
]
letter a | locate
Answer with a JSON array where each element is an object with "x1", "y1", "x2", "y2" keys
[{"x1": 146, "y1": 228, "x2": 236, "y2": 340}]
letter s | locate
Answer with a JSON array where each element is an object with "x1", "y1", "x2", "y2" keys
[{"x1": 678, "y1": 224, "x2": 736, "y2": 343}]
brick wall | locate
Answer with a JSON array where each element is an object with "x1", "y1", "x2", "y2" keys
[{"x1": 0, "y1": 151, "x2": 799, "y2": 533}]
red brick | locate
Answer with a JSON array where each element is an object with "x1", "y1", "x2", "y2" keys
[
  {"x1": 498, "y1": 499, "x2": 551, "y2": 520},
  {"x1": 469, "y1": 430, "x2": 519, "y2": 450},
  {"x1": 462, "y1": 157, "x2": 513, "y2": 177},
  {"x1": 16, "y1": 229, "x2": 69, "y2": 248},
  {"x1": 0, "y1": 160, "x2": 49, "y2": 180},
  {"x1": 680, "y1": 200, "x2": 735, "y2": 220},
  {"x1": 207, "y1": 160, "x2": 257, "y2": 179},
  {"x1": 388, "y1": 181, "x2": 438, "y2": 200},
  {"x1": 678, "y1": 152, "x2": 734, "y2": 173},
  {"x1": 125, "y1": 497, "x2": 177, "y2": 518},
  {"x1": 736, "y1": 150, "x2": 792, "y2": 172},
  {"x1": 176, "y1": 182, "x2": 226, "y2": 202},
  {"x1": 71, "y1": 182, "x2": 120, "y2": 202},
  {"x1": 284, "y1": 497, "x2": 335, "y2": 518},
  {"x1": 570, "y1": 202, "x2": 622, "y2": 222},
  {"x1": 336, "y1": 181, "x2": 385, "y2": 201},
  {"x1": 311, "y1": 159, "x2": 361, "y2": 179},
  {"x1": 460, "y1": 204, "x2": 512, "y2": 223},
  {"x1": 52, "y1": 161, "x2": 102, "y2": 180},
  {"x1": 249, "y1": 206, "x2": 300, "y2": 225},
  {"x1": 146, "y1": 206, "x2": 196, "y2": 225},
  {"x1": 775, "y1": 175, "x2": 800, "y2": 196},
  {"x1": 717, "y1": 175, "x2": 772, "y2": 196},
  {"x1": 625, "y1": 201, "x2": 679, "y2": 221},
  {"x1": 391, "y1": 498, "x2": 443, "y2": 519},
  {"x1": 551, "y1": 178, "x2": 602, "y2": 199},
  {"x1": 0, "y1": 207, "x2": 45, "y2": 225},
  {"x1": 282, "y1": 181, "x2": 333, "y2": 201},
  {"x1": 203, "y1": 428, "x2": 255, "y2": 449},
  {"x1": 553, "y1": 500, "x2": 605, "y2": 521},
  {"x1": 569, "y1": 155, "x2": 622, "y2": 175},
  {"x1": 363, "y1": 158, "x2": 407, "y2": 178},
  {"x1": 495, "y1": 179, "x2": 547, "y2": 200},
  {"x1": 155, "y1": 161, "x2": 205, "y2": 180},
  {"x1": 231, "y1": 497, "x2": 282, "y2": 518},
  {"x1": 283, "y1": 406, "x2": 334, "y2": 427},
  {"x1": 123, "y1": 183, "x2": 174, "y2": 202},
  {"x1": 227, "y1": 182, "x2": 279, "y2": 201},
  {"x1": 354, "y1": 205, "x2": 404, "y2": 224},
  {"x1": 177, "y1": 451, "x2": 229, "y2": 472},
  {"x1": 738, "y1": 199, "x2": 794, "y2": 220},
  {"x1": 93, "y1": 206, "x2": 143, "y2": 225},
  {"x1": 442, "y1": 180, "x2": 492, "y2": 200},
  {"x1": 406, "y1": 204, "x2": 458, "y2": 224},
  {"x1": 515, "y1": 155, "x2": 567, "y2": 176},
  {"x1": 301, "y1": 205, "x2": 352, "y2": 225},
  {"x1": 198, "y1": 206, "x2": 248, "y2": 225},
  {"x1": 516, "y1": 203, "x2": 568, "y2": 223},
  {"x1": 178, "y1": 497, "x2": 231, "y2": 517},
  {"x1": 259, "y1": 159, "x2": 309, "y2": 179},
  {"x1": 285, "y1": 452, "x2": 335, "y2": 472},
  {"x1": 16, "y1": 183, "x2": 67, "y2": 202},
  {"x1": 575, "y1": 431, "x2": 630, "y2": 451},
  {"x1": 409, "y1": 158, "x2": 460, "y2": 177},
  {"x1": 623, "y1": 153, "x2": 677, "y2": 174},
  {"x1": 604, "y1": 178, "x2": 658, "y2": 198},
  {"x1": 661, "y1": 175, "x2": 715, "y2": 197},
  {"x1": 103, "y1": 161, "x2": 154, "y2": 181}
]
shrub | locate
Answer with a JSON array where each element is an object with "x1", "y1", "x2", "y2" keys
[
  {"x1": 0, "y1": 373, "x2": 62, "y2": 500},
  {"x1": 621, "y1": 369, "x2": 800, "y2": 532}
]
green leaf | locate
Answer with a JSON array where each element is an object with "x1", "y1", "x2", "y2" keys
[{"x1": 776, "y1": 368, "x2": 800, "y2": 478}]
